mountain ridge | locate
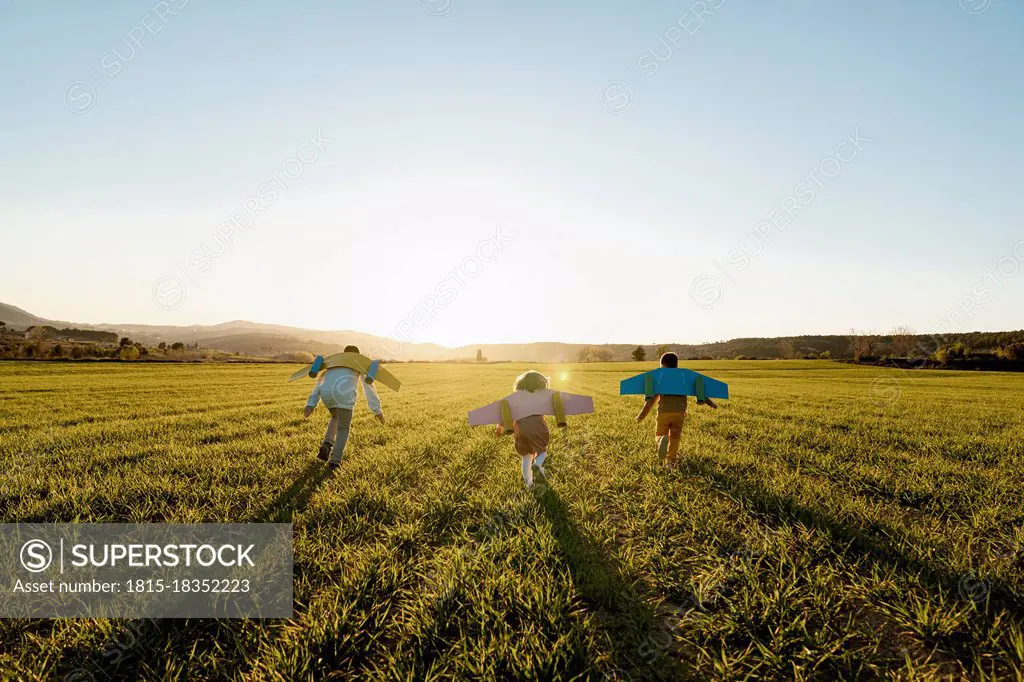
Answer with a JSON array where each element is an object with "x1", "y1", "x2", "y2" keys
[{"x1": 5, "y1": 301, "x2": 1021, "y2": 362}]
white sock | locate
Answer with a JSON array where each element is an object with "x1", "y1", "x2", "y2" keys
[
  {"x1": 521, "y1": 455, "x2": 533, "y2": 487},
  {"x1": 535, "y1": 451, "x2": 547, "y2": 468}
]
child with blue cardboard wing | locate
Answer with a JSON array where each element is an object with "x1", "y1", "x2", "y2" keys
[{"x1": 622, "y1": 352, "x2": 726, "y2": 468}]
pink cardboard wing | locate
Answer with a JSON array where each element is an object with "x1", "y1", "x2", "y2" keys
[
  {"x1": 467, "y1": 389, "x2": 594, "y2": 426},
  {"x1": 467, "y1": 401, "x2": 503, "y2": 427},
  {"x1": 562, "y1": 393, "x2": 595, "y2": 415}
]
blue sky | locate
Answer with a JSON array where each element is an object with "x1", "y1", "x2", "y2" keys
[{"x1": 1, "y1": 0, "x2": 1022, "y2": 346}]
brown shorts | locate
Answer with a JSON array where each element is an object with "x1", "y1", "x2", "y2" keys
[
  {"x1": 513, "y1": 414, "x2": 550, "y2": 456},
  {"x1": 655, "y1": 411, "x2": 685, "y2": 438}
]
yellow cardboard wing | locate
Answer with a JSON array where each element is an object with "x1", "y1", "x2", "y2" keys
[{"x1": 287, "y1": 352, "x2": 401, "y2": 392}]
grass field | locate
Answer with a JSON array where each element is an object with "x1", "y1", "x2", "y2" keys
[{"x1": 1, "y1": 360, "x2": 1023, "y2": 680}]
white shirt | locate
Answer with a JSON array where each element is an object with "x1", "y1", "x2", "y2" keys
[{"x1": 306, "y1": 367, "x2": 382, "y2": 415}]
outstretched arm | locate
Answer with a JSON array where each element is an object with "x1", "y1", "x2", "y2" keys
[
  {"x1": 304, "y1": 380, "x2": 322, "y2": 417},
  {"x1": 636, "y1": 396, "x2": 657, "y2": 422},
  {"x1": 363, "y1": 377, "x2": 385, "y2": 423},
  {"x1": 698, "y1": 398, "x2": 718, "y2": 409}
]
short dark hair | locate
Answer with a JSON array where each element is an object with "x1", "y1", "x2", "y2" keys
[
  {"x1": 660, "y1": 352, "x2": 678, "y2": 368},
  {"x1": 344, "y1": 345, "x2": 359, "y2": 353}
]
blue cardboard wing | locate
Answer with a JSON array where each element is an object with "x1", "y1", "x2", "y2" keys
[{"x1": 619, "y1": 367, "x2": 729, "y2": 400}]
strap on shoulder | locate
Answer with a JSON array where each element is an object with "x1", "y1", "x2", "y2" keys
[
  {"x1": 365, "y1": 359, "x2": 380, "y2": 384},
  {"x1": 553, "y1": 391, "x2": 567, "y2": 427},
  {"x1": 308, "y1": 355, "x2": 325, "y2": 378},
  {"x1": 644, "y1": 373, "x2": 655, "y2": 399},
  {"x1": 499, "y1": 400, "x2": 514, "y2": 432}
]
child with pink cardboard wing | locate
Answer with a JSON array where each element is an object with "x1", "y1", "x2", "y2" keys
[{"x1": 467, "y1": 371, "x2": 594, "y2": 489}]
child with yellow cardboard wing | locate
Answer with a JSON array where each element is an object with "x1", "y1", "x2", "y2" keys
[{"x1": 293, "y1": 345, "x2": 400, "y2": 470}]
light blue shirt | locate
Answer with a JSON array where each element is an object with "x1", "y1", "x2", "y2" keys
[{"x1": 306, "y1": 367, "x2": 382, "y2": 414}]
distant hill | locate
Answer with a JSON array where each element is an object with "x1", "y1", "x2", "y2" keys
[
  {"x1": 198, "y1": 333, "x2": 351, "y2": 357},
  {"x1": 438, "y1": 337, "x2": 856, "y2": 363},
  {"x1": 2, "y1": 300, "x2": 1019, "y2": 363},
  {"x1": 0, "y1": 303, "x2": 48, "y2": 328}
]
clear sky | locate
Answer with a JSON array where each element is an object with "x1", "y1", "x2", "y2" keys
[{"x1": 2, "y1": 0, "x2": 1022, "y2": 346}]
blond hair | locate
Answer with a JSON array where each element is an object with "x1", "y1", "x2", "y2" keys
[{"x1": 513, "y1": 370, "x2": 548, "y2": 392}]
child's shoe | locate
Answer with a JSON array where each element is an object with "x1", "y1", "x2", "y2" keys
[{"x1": 317, "y1": 441, "x2": 333, "y2": 461}]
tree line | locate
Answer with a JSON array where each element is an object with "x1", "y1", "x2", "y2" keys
[{"x1": 0, "y1": 323, "x2": 204, "y2": 361}]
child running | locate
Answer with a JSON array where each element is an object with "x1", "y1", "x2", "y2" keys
[
  {"x1": 303, "y1": 345, "x2": 385, "y2": 470},
  {"x1": 635, "y1": 352, "x2": 717, "y2": 467},
  {"x1": 496, "y1": 371, "x2": 552, "y2": 489},
  {"x1": 466, "y1": 370, "x2": 594, "y2": 489}
]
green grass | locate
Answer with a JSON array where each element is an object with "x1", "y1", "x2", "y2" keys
[{"x1": 1, "y1": 360, "x2": 1023, "y2": 680}]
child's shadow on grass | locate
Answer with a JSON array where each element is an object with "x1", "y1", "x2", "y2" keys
[
  {"x1": 254, "y1": 459, "x2": 333, "y2": 523},
  {"x1": 676, "y1": 455, "x2": 1024, "y2": 616},
  {"x1": 534, "y1": 484, "x2": 687, "y2": 680}
]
